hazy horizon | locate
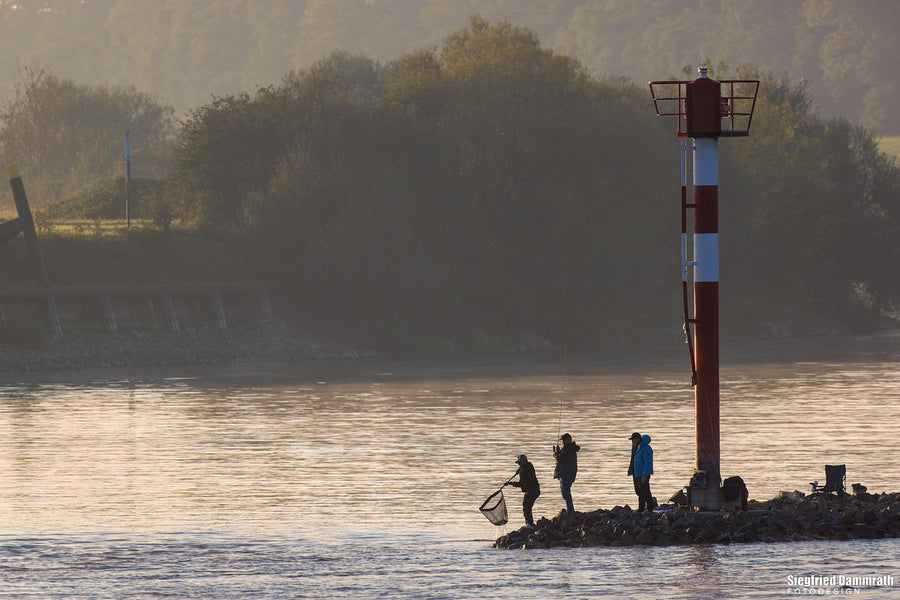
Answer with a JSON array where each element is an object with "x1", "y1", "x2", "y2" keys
[{"x1": 1, "y1": 1, "x2": 898, "y2": 134}]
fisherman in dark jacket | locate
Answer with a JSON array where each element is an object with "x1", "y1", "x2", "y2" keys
[
  {"x1": 509, "y1": 454, "x2": 541, "y2": 527},
  {"x1": 553, "y1": 433, "x2": 580, "y2": 513},
  {"x1": 627, "y1": 432, "x2": 642, "y2": 506}
]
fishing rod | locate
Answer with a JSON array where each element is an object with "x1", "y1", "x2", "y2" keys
[{"x1": 556, "y1": 344, "x2": 567, "y2": 440}]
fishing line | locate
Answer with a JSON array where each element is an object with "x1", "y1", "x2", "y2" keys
[{"x1": 556, "y1": 345, "x2": 567, "y2": 440}]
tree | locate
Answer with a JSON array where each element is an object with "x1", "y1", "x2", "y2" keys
[
  {"x1": 172, "y1": 50, "x2": 385, "y2": 229},
  {"x1": 803, "y1": 0, "x2": 900, "y2": 133},
  {"x1": 376, "y1": 16, "x2": 676, "y2": 342},
  {"x1": 167, "y1": 19, "x2": 900, "y2": 350},
  {"x1": 0, "y1": 65, "x2": 175, "y2": 207},
  {"x1": 720, "y1": 67, "x2": 900, "y2": 329}
]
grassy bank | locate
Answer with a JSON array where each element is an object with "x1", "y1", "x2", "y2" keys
[
  {"x1": 878, "y1": 136, "x2": 900, "y2": 162},
  {"x1": 0, "y1": 227, "x2": 260, "y2": 287}
]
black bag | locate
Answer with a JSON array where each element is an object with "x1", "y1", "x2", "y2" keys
[{"x1": 722, "y1": 476, "x2": 746, "y2": 501}]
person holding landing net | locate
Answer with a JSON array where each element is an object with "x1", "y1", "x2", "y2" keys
[
  {"x1": 482, "y1": 356, "x2": 571, "y2": 528},
  {"x1": 508, "y1": 454, "x2": 541, "y2": 527}
]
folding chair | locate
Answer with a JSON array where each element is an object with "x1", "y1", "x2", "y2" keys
[{"x1": 809, "y1": 464, "x2": 845, "y2": 494}]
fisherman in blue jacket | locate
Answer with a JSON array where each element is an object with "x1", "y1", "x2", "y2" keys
[{"x1": 632, "y1": 434, "x2": 655, "y2": 512}]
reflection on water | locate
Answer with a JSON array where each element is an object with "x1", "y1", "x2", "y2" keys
[{"x1": 1, "y1": 332, "x2": 900, "y2": 598}]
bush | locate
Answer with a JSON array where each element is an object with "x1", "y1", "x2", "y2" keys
[
  {"x1": 43, "y1": 176, "x2": 168, "y2": 220},
  {"x1": 143, "y1": 192, "x2": 176, "y2": 231}
]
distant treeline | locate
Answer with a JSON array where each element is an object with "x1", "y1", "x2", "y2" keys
[
  {"x1": 1, "y1": 1, "x2": 898, "y2": 134},
  {"x1": 4, "y1": 17, "x2": 900, "y2": 352},
  {"x1": 0, "y1": 65, "x2": 175, "y2": 206},
  {"x1": 168, "y1": 18, "x2": 899, "y2": 349}
]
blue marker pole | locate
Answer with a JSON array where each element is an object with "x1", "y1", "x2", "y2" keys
[{"x1": 124, "y1": 132, "x2": 132, "y2": 228}]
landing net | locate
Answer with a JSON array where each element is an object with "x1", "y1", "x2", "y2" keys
[{"x1": 479, "y1": 488, "x2": 508, "y2": 526}]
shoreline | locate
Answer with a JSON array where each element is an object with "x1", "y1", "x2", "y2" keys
[
  {"x1": 2, "y1": 325, "x2": 899, "y2": 379},
  {"x1": 0, "y1": 321, "x2": 370, "y2": 374}
]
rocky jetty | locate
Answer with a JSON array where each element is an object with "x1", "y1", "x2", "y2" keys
[{"x1": 493, "y1": 491, "x2": 900, "y2": 549}]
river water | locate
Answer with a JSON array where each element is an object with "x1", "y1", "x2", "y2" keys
[{"x1": 1, "y1": 332, "x2": 899, "y2": 598}]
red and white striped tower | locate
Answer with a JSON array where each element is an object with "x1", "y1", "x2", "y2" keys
[
  {"x1": 693, "y1": 125, "x2": 720, "y2": 486},
  {"x1": 650, "y1": 67, "x2": 759, "y2": 507}
]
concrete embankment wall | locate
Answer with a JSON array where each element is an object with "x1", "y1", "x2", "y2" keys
[{"x1": 0, "y1": 283, "x2": 272, "y2": 336}]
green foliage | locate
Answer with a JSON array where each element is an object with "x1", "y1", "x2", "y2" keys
[
  {"x1": 162, "y1": 17, "x2": 900, "y2": 350},
  {"x1": 2, "y1": 13, "x2": 899, "y2": 351},
  {"x1": 143, "y1": 192, "x2": 176, "y2": 232},
  {"x1": 165, "y1": 19, "x2": 671, "y2": 347},
  {"x1": 33, "y1": 210, "x2": 56, "y2": 236},
  {"x1": 172, "y1": 50, "x2": 384, "y2": 229},
  {"x1": 1, "y1": 1, "x2": 899, "y2": 134},
  {"x1": 878, "y1": 137, "x2": 900, "y2": 163},
  {"x1": 42, "y1": 177, "x2": 168, "y2": 221},
  {"x1": 0, "y1": 65, "x2": 176, "y2": 207},
  {"x1": 803, "y1": 0, "x2": 900, "y2": 133},
  {"x1": 91, "y1": 216, "x2": 105, "y2": 240},
  {"x1": 718, "y1": 66, "x2": 900, "y2": 330}
]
